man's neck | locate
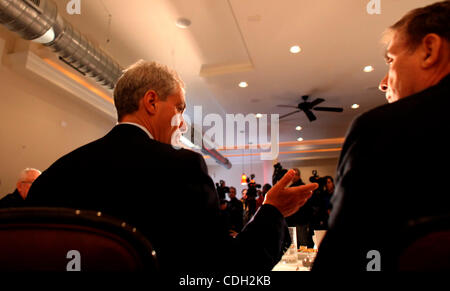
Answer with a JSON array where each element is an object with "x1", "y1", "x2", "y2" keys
[
  {"x1": 423, "y1": 69, "x2": 450, "y2": 90},
  {"x1": 17, "y1": 190, "x2": 26, "y2": 200},
  {"x1": 120, "y1": 115, "x2": 155, "y2": 138}
]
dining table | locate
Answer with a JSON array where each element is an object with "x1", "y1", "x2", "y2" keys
[
  {"x1": 272, "y1": 262, "x2": 310, "y2": 271},
  {"x1": 272, "y1": 249, "x2": 317, "y2": 271}
]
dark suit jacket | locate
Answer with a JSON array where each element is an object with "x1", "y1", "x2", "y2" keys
[
  {"x1": 27, "y1": 124, "x2": 290, "y2": 271},
  {"x1": 0, "y1": 189, "x2": 26, "y2": 208},
  {"x1": 312, "y1": 75, "x2": 450, "y2": 271},
  {"x1": 285, "y1": 179, "x2": 311, "y2": 226}
]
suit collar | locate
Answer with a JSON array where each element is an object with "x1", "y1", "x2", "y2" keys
[{"x1": 117, "y1": 122, "x2": 154, "y2": 140}]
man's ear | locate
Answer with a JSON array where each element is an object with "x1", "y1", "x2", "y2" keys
[
  {"x1": 421, "y1": 33, "x2": 442, "y2": 69},
  {"x1": 142, "y1": 90, "x2": 159, "y2": 114}
]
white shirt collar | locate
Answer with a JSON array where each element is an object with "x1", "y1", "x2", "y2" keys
[{"x1": 118, "y1": 122, "x2": 154, "y2": 140}]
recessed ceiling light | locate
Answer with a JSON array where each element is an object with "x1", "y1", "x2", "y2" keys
[
  {"x1": 363, "y1": 65, "x2": 374, "y2": 72},
  {"x1": 297, "y1": 137, "x2": 304, "y2": 142},
  {"x1": 176, "y1": 18, "x2": 191, "y2": 29},
  {"x1": 238, "y1": 81, "x2": 248, "y2": 88},
  {"x1": 290, "y1": 45, "x2": 302, "y2": 54},
  {"x1": 351, "y1": 104, "x2": 360, "y2": 109},
  {"x1": 295, "y1": 126, "x2": 302, "y2": 131},
  {"x1": 256, "y1": 113, "x2": 263, "y2": 118}
]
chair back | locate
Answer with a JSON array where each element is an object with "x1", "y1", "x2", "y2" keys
[
  {"x1": 397, "y1": 214, "x2": 450, "y2": 271},
  {"x1": 0, "y1": 207, "x2": 158, "y2": 271}
]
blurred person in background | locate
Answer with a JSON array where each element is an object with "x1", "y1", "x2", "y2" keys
[
  {"x1": 256, "y1": 183, "x2": 272, "y2": 211},
  {"x1": 0, "y1": 168, "x2": 41, "y2": 208},
  {"x1": 227, "y1": 186, "x2": 244, "y2": 234},
  {"x1": 285, "y1": 168, "x2": 314, "y2": 248},
  {"x1": 310, "y1": 176, "x2": 335, "y2": 230},
  {"x1": 324, "y1": 176, "x2": 335, "y2": 215},
  {"x1": 215, "y1": 180, "x2": 229, "y2": 200}
]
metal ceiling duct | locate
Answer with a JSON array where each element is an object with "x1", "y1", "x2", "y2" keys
[
  {"x1": 0, "y1": 0, "x2": 123, "y2": 89},
  {"x1": 201, "y1": 147, "x2": 232, "y2": 169},
  {"x1": 0, "y1": 0, "x2": 232, "y2": 168}
]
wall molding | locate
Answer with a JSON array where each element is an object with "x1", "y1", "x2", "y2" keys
[{"x1": 7, "y1": 50, "x2": 116, "y2": 120}]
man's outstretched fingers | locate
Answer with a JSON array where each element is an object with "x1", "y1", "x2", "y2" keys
[
  {"x1": 263, "y1": 170, "x2": 295, "y2": 207},
  {"x1": 289, "y1": 183, "x2": 318, "y2": 203},
  {"x1": 271, "y1": 169, "x2": 295, "y2": 191},
  {"x1": 294, "y1": 183, "x2": 319, "y2": 198}
]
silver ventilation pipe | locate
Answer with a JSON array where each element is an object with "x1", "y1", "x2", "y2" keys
[
  {"x1": 0, "y1": 0, "x2": 232, "y2": 168},
  {"x1": 0, "y1": 0, "x2": 123, "y2": 89}
]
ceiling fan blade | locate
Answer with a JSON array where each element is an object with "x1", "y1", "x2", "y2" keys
[
  {"x1": 303, "y1": 109, "x2": 317, "y2": 122},
  {"x1": 279, "y1": 110, "x2": 300, "y2": 119},
  {"x1": 313, "y1": 106, "x2": 344, "y2": 112},
  {"x1": 309, "y1": 98, "x2": 325, "y2": 108},
  {"x1": 277, "y1": 105, "x2": 298, "y2": 109}
]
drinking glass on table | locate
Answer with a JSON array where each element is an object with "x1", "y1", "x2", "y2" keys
[
  {"x1": 282, "y1": 227, "x2": 298, "y2": 264},
  {"x1": 312, "y1": 230, "x2": 327, "y2": 249}
]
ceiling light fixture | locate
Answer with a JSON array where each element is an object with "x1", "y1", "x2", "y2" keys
[
  {"x1": 297, "y1": 137, "x2": 304, "y2": 142},
  {"x1": 238, "y1": 81, "x2": 248, "y2": 88},
  {"x1": 256, "y1": 113, "x2": 263, "y2": 118},
  {"x1": 241, "y1": 173, "x2": 247, "y2": 185},
  {"x1": 351, "y1": 104, "x2": 360, "y2": 109},
  {"x1": 290, "y1": 45, "x2": 302, "y2": 54},
  {"x1": 363, "y1": 65, "x2": 374, "y2": 72},
  {"x1": 176, "y1": 18, "x2": 191, "y2": 29},
  {"x1": 295, "y1": 126, "x2": 302, "y2": 131}
]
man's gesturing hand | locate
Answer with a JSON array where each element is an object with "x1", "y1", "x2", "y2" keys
[{"x1": 263, "y1": 169, "x2": 318, "y2": 217}]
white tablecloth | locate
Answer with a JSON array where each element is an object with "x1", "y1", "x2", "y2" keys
[
  {"x1": 272, "y1": 262, "x2": 310, "y2": 271},
  {"x1": 272, "y1": 251, "x2": 316, "y2": 271}
]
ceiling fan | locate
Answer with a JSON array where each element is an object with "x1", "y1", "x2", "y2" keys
[{"x1": 277, "y1": 95, "x2": 344, "y2": 122}]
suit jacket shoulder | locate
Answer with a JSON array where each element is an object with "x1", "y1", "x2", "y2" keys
[
  {"x1": 27, "y1": 124, "x2": 290, "y2": 271},
  {"x1": 313, "y1": 75, "x2": 450, "y2": 271}
]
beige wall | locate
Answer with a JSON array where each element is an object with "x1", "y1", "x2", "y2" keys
[{"x1": 0, "y1": 32, "x2": 116, "y2": 197}]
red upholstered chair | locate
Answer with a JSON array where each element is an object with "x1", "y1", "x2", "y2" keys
[
  {"x1": 397, "y1": 215, "x2": 450, "y2": 271},
  {"x1": 0, "y1": 207, "x2": 158, "y2": 271}
]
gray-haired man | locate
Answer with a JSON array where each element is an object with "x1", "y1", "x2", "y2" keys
[
  {"x1": 28, "y1": 60, "x2": 318, "y2": 271},
  {"x1": 313, "y1": 1, "x2": 450, "y2": 271}
]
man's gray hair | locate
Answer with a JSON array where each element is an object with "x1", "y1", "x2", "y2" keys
[
  {"x1": 386, "y1": 0, "x2": 450, "y2": 51},
  {"x1": 18, "y1": 168, "x2": 41, "y2": 181},
  {"x1": 113, "y1": 60, "x2": 185, "y2": 121}
]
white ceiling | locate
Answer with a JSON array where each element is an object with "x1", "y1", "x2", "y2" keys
[{"x1": 50, "y1": 0, "x2": 436, "y2": 165}]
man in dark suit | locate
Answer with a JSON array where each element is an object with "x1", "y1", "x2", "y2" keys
[
  {"x1": 27, "y1": 60, "x2": 318, "y2": 271},
  {"x1": 312, "y1": 1, "x2": 450, "y2": 271},
  {"x1": 227, "y1": 186, "x2": 244, "y2": 234},
  {"x1": 285, "y1": 168, "x2": 314, "y2": 248}
]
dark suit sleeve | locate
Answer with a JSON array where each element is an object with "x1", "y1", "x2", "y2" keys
[
  {"x1": 185, "y1": 152, "x2": 290, "y2": 271},
  {"x1": 234, "y1": 204, "x2": 291, "y2": 270},
  {"x1": 27, "y1": 144, "x2": 290, "y2": 271}
]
